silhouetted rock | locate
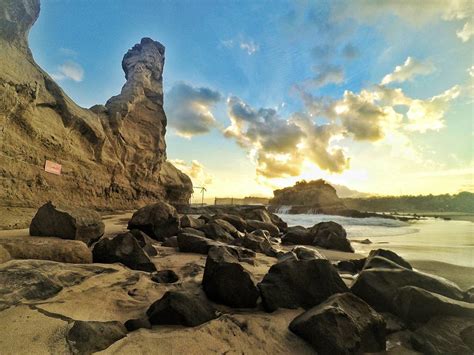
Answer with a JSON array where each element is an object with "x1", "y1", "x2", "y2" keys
[
  {"x1": 281, "y1": 226, "x2": 311, "y2": 245},
  {"x1": 179, "y1": 227, "x2": 206, "y2": 237},
  {"x1": 364, "y1": 256, "x2": 409, "y2": 270},
  {"x1": 151, "y1": 270, "x2": 179, "y2": 283},
  {"x1": 127, "y1": 229, "x2": 157, "y2": 256},
  {"x1": 394, "y1": 286, "x2": 474, "y2": 323},
  {"x1": 66, "y1": 320, "x2": 126, "y2": 354},
  {"x1": 162, "y1": 236, "x2": 178, "y2": 247},
  {"x1": 146, "y1": 291, "x2": 217, "y2": 327},
  {"x1": 291, "y1": 246, "x2": 326, "y2": 260},
  {"x1": 30, "y1": 202, "x2": 104, "y2": 245},
  {"x1": 92, "y1": 232, "x2": 157, "y2": 272},
  {"x1": 212, "y1": 218, "x2": 240, "y2": 237},
  {"x1": 235, "y1": 231, "x2": 274, "y2": 256},
  {"x1": 365, "y1": 249, "x2": 412, "y2": 270},
  {"x1": 289, "y1": 293, "x2": 386, "y2": 354},
  {"x1": 246, "y1": 220, "x2": 280, "y2": 237},
  {"x1": 351, "y1": 268, "x2": 465, "y2": 312},
  {"x1": 202, "y1": 246, "x2": 259, "y2": 308},
  {"x1": 215, "y1": 213, "x2": 248, "y2": 232},
  {"x1": 198, "y1": 222, "x2": 234, "y2": 243},
  {"x1": 336, "y1": 258, "x2": 366, "y2": 274},
  {"x1": 177, "y1": 233, "x2": 221, "y2": 254},
  {"x1": 128, "y1": 201, "x2": 180, "y2": 241},
  {"x1": 310, "y1": 221, "x2": 353, "y2": 252},
  {"x1": 124, "y1": 317, "x2": 151, "y2": 332},
  {"x1": 258, "y1": 256, "x2": 348, "y2": 312},
  {"x1": 180, "y1": 215, "x2": 205, "y2": 229}
]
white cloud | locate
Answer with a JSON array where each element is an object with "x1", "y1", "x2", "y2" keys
[
  {"x1": 169, "y1": 159, "x2": 213, "y2": 186},
  {"x1": 468, "y1": 66, "x2": 474, "y2": 78},
  {"x1": 381, "y1": 57, "x2": 435, "y2": 85},
  {"x1": 457, "y1": 20, "x2": 474, "y2": 42},
  {"x1": 166, "y1": 82, "x2": 221, "y2": 138},
  {"x1": 221, "y1": 37, "x2": 259, "y2": 55},
  {"x1": 309, "y1": 64, "x2": 345, "y2": 88},
  {"x1": 50, "y1": 61, "x2": 84, "y2": 82},
  {"x1": 239, "y1": 40, "x2": 259, "y2": 55}
]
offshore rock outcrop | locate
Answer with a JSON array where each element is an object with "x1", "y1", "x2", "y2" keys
[{"x1": 0, "y1": 0, "x2": 192, "y2": 209}]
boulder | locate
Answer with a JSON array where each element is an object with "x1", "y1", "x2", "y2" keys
[
  {"x1": 177, "y1": 233, "x2": 221, "y2": 255},
  {"x1": 336, "y1": 258, "x2": 366, "y2": 274},
  {"x1": 151, "y1": 270, "x2": 179, "y2": 283},
  {"x1": 212, "y1": 218, "x2": 240, "y2": 237},
  {"x1": 394, "y1": 286, "x2": 474, "y2": 323},
  {"x1": 127, "y1": 229, "x2": 157, "y2": 256},
  {"x1": 146, "y1": 291, "x2": 217, "y2": 327},
  {"x1": 66, "y1": 320, "x2": 127, "y2": 354},
  {"x1": 202, "y1": 246, "x2": 259, "y2": 308},
  {"x1": 236, "y1": 232, "x2": 274, "y2": 256},
  {"x1": 162, "y1": 236, "x2": 178, "y2": 248},
  {"x1": 281, "y1": 226, "x2": 311, "y2": 245},
  {"x1": 309, "y1": 221, "x2": 353, "y2": 252},
  {"x1": 180, "y1": 215, "x2": 205, "y2": 229},
  {"x1": 179, "y1": 227, "x2": 206, "y2": 237},
  {"x1": 239, "y1": 207, "x2": 287, "y2": 231},
  {"x1": 465, "y1": 286, "x2": 474, "y2": 303},
  {"x1": 29, "y1": 202, "x2": 104, "y2": 245},
  {"x1": 289, "y1": 293, "x2": 386, "y2": 354},
  {"x1": 258, "y1": 255, "x2": 348, "y2": 312},
  {"x1": 246, "y1": 220, "x2": 280, "y2": 237},
  {"x1": 363, "y1": 256, "x2": 409, "y2": 270},
  {"x1": 0, "y1": 237, "x2": 92, "y2": 263},
  {"x1": 411, "y1": 316, "x2": 474, "y2": 354},
  {"x1": 128, "y1": 201, "x2": 180, "y2": 241},
  {"x1": 291, "y1": 246, "x2": 326, "y2": 260},
  {"x1": 215, "y1": 213, "x2": 248, "y2": 232},
  {"x1": 351, "y1": 268, "x2": 465, "y2": 313},
  {"x1": 198, "y1": 222, "x2": 234, "y2": 243},
  {"x1": 365, "y1": 249, "x2": 412, "y2": 270},
  {"x1": 124, "y1": 317, "x2": 151, "y2": 332},
  {"x1": 92, "y1": 232, "x2": 157, "y2": 272}
]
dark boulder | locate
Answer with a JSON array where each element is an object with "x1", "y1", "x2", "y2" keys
[
  {"x1": 363, "y1": 256, "x2": 409, "y2": 270},
  {"x1": 235, "y1": 231, "x2": 275, "y2": 256},
  {"x1": 258, "y1": 255, "x2": 348, "y2": 312},
  {"x1": 66, "y1": 320, "x2": 127, "y2": 354},
  {"x1": 215, "y1": 213, "x2": 248, "y2": 232},
  {"x1": 411, "y1": 316, "x2": 474, "y2": 355},
  {"x1": 291, "y1": 246, "x2": 326, "y2": 260},
  {"x1": 246, "y1": 220, "x2": 280, "y2": 237},
  {"x1": 146, "y1": 291, "x2": 217, "y2": 327},
  {"x1": 212, "y1": 218, "x2": 240, "y2": 237},
  {"x1": 127, "y1": 229, "x2": 157, "y2": 256},
  {"x1": 124, "y1": 317, "x2": 151, "y2": 332},
  {"x1": 177, "y1": 233, "x2": 221, "y2": 255},
  {"x1": 464, "y1": 286, "x2": 474, "y2": 303},
  {"x1": 198, "y1": 222, "x2": 234, "y2": 243},
  {"x1": 128, "y1": 201, "x2": 180, "y2": 241},
  {"x1": 281, "y1": 226, "x2": 311, "y2": 245},
  {"x1": 202, "y1": 246, "x2": 259, "y2": 308},
  {"x1": 92, "y1": 232, "x2": 157, "y2": 272},
  {"x1": 289, "y1": 293, "x2": 386, "y2": 354},
  {"x1": 336, "y1": 258, "x2": 366, "y2": 274},
  {"x1": 351, "y1": 268, "x2": 465, "y2": 313},
  {"x1": 30, "y1": 201, "x2": 104, "y2": 245},
  {"x1": 394, "y1": 286, "x2": 474, "y2": 323},
  {"x1": 239, "y1": 207, "x2": 287, "y2": 231},
  {"x1": 179, "y1": 227, "x2": 206, "y2": 237},
  {"x1": 162, "y1": 236, "x2": 178, "y2": 248},
  {"x1": 180, "y1": 215, "x2": 205, "y2": 229},
  {"x1": 310, "y1": 221, "x2": 353, "y2": 252},
  {"x1": 365, "y1": 249, "x2": 412, "y2": 270},
  {"x1": 151, "y1": 270, "x2": 179, "y2": 283}
]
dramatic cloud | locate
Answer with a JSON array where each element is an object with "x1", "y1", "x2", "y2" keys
[
  {"x1": 381, "y1": 57, "x2": 435, "y2": 85},
  {"x1": 51, "y1": 61, "x2": 84, "y2": 82},
  {"x1": 224, "y1": 96, "x2": 349, "y2": 178},
  {"x1": 166, "y1": 82, "x2": 221, "y2": 138},
  {"x1": 169, "y1": 159, "x2": 213, "y2": 186}
]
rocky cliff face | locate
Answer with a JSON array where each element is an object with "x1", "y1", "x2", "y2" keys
[
  {"x1": 270, "y1": 180, "x2": 345, "y2": 212},
  {"x1": 0, "y1": 0, "x2": 192, "y2": 209}
]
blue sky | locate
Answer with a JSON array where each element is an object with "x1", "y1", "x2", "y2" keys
[{"x1": 29, "y1": 0, "x2": 473, "y2": 198}]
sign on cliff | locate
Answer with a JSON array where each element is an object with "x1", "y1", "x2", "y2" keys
[{"x1": 44, "y1": 160, "x2": 62, "y2": 175}]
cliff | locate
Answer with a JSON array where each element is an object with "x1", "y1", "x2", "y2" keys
[{"x1": 0, "y1": 0, "x2": 192, "y2": 209}]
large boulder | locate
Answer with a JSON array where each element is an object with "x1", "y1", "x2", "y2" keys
[
  {"x1": 29, "y1": 202, "x2": 104, "y2": 245},
  {"x1": 180, "y1": 215, "x2": 205, "y2": 229},
  {"x1": 351, "y1": 268, "x2": 465, "y2": 313},
  {"x1": 289, "y1": 293, "x2": 386, "y2": 354},
  {"x1": 177, "y1": 233, "x2": 221, "y2": 255},
  {"x1": 128, "y1": 201, "x2": 180, "y2": 241},
  {"x1": 214, "y1": 213, "x2": 248, "y2": 232},
  {"x1": 258, "y1": 254, "x2": 348, "y2": 312},
  {"x1": 364, "y1": 249, "x2": 412, "y2": 270},
  {"x1": 411, "y1": 316, "x2": 474, "y2": 354},
  {"x1": 198, "y1": 222, "x2": 234, "y2": 243},
  {"x1": 202, "y1": 246, "x2": 259, "y2": 308},
  {"x1": 235, "y1": 231, "x2": 275, "y2": 256},
  {"x1": 238, "y1": 207, "x2": 288, "y2": 232},
  {"x1": 127, "y1": 229, "x2": 157, "y2": 256},
  {"x1": 92, "y1": 232, "x2": 157, "y2": 272},
  {"x1": 281, "y1": 226, "x2": 311, "y2": 245},
  {"x1": 146, "y1": 291, "x2": 217, "y2": 327},
  {"x1": 309, "y1": 221, "x2": 353, "y2": 252},
  {"x1": 246, "y1": 220, "x2": 280, "y2": 237},
  {"x1": 66, "y1": 320, "x2": 127, "y2": 354},
  {"x1": 394, "y1": 286, "x2": 474, "y2": 323},
  {"x1": 0, "y1": 237, "x2": 92, "y2": 263},
  {"x1": 212, "y1": 219, "x2": 240, "y2": 238}
]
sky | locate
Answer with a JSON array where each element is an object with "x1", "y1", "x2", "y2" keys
[{"x1": 29, "y1": 0, "x2": 473, "y2": 200}]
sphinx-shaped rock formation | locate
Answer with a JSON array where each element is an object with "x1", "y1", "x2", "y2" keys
[{"x1": 0, "y1": 0, "x2": 192, "y2": 209}]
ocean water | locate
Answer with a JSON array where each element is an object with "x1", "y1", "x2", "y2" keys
[{"x1": 278, "y1": 213, "x2": 474, "y2": 268}]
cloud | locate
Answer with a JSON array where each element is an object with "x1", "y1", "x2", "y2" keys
[
  {"x1": 166, "y1": 82, "x2": 221, "y2": 138},
  {"x1": 457, "y1": 20, "x2": 474, "y2": 42},
  {"x1": 308, "y1": 64, "x2": 345, "y2": 88},
  {"x1": 224, "y1": 96, "x2": 349, "y2": 178},
  {"x1": 51, "y1": 61, "x2": 84, "y2": 82},
  {"x1": 169, "y1": 159, "x2": 213, "y2": 186},
  {"x1": 381, "y1": 57, "x2": 435, "y2": 85},
  {"x1": 240, "y1": 40, "x2": 259, "y2": 55},
  {"x1": 342, "y1": 43, "x2": 359, "y2": 59},
  {"x1": 469, "y1": 66, "x2": 474, "y2": 78}
]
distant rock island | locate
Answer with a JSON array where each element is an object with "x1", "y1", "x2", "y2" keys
[{"x1": 0, "y1": 0, "x2": 192, "y2": 209}]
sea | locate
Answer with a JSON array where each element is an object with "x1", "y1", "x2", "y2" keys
[{"x1": 277, "y1": 213, "x2": 474, "y2": 268}]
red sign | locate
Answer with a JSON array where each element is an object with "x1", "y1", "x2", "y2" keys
[{"x1": 44, "y1": 160, "x2": 62, "y2": 175}]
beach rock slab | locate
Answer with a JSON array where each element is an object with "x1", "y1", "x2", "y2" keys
[
  {"x1": 289, "y1": 293, "x2": 386, "y2": 354},
  {"x1": 29, "y1": 201, "x2": 104, "y2": 245},
  {"x1": 92, "y1": 232, "x2": 157, "y2": 272},
  {"x1": 351, "y1": 268, "x2": 465, "y2": 312},
  {"x1": 128, "y1": 201, "x2": 180, "y2": 241},
  {"x1": 258, "y1": 256, "x2": 348, "y2": 312},
  {"x1": 66, "y1": 320, "x2": 127, "y2": 354},
  {"x1": 202, "y1": 246, "x2": 259, "y2": 308},
  {"x1": 394, "y1": 286, "x2": 474, "y2": 323},
  {"x1": 146, "y1": 291, "x2": 217, "y2": 327}
]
